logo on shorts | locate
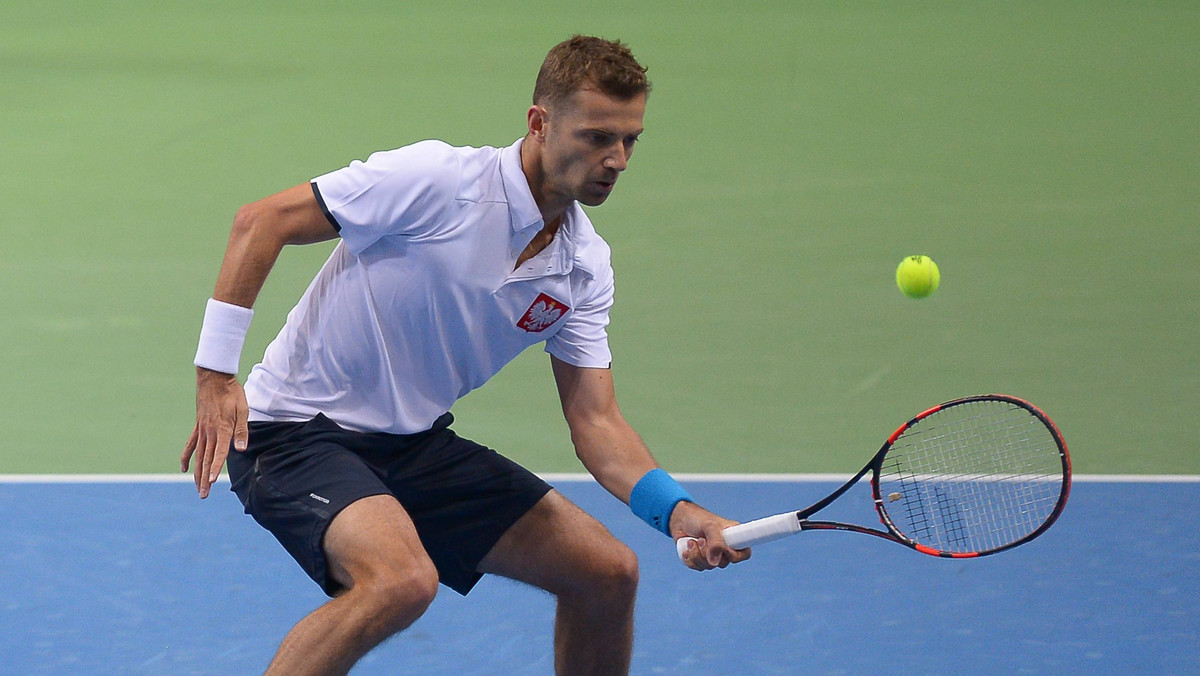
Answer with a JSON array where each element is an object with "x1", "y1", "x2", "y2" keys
[{"x1": 517, "y1": 293, "x2": 569, "y2": 333}]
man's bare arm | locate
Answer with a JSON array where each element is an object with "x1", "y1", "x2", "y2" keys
[
  {"x1": 550, "y1": 355, "x2": 749, "y2": 570},
  {"x1": 182, "y1": 183, "x2": 338, "y2": 498}
]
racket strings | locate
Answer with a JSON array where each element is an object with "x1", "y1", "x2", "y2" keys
[{"x1": 877, "y1": 400, "x2": 1065, "y2": 554}]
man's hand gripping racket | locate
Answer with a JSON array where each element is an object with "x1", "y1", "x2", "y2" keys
[{"x1": 677, "y1": 395, "x2": 1071, "y2": 560}]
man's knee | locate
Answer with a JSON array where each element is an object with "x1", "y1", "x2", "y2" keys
[
  {"x1": 607, "y1": 543, "x2": 640, "y2": 596},
  {"x1": 375, "y1": 560, "x2": 440, "y2": 610},
  {"x1": 350, "y1": 558, "x2": 440, "y2": 632},
  {"x1": 570, "y1": 541, "x2": 639, "y2": 602}
]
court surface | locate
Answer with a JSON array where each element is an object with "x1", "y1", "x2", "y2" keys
[
  {"x1": 3, "y1": 1, "x2": 1197, "y2": 477},
  {"x1": 2, "y1": 476, "x2": 1196, "y2": 675}
]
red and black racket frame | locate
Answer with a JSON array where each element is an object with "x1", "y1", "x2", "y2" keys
[{"x1": 793, "y1": 394, "x2": 1072, "y2": 558}]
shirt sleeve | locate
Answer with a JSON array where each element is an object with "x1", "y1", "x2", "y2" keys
[
  {"x1": 311, "y1": 140, "x2": 460, "y2": 255},
  {"x1": 544, "y1": 264, "x2": 615, "y2": 368}
]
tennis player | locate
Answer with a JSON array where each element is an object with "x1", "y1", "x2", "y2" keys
[{"x1": 182, "y1": 35, "x2": 748, "y2": 675}]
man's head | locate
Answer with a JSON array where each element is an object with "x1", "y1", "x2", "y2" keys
[
  {"x1": 533, "y1": 35, "x2": 651, "y2": 113},
  {"x1": 524, "y1": 36, "x2": 650, "y2": 211}
]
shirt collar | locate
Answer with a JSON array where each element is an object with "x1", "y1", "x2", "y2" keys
[
  {"x1": 500, "y1": 138, "x2": 545, "y2": 236},
  {"x1": 499, "y1": 139, "x2": 598, "y2": 281}
]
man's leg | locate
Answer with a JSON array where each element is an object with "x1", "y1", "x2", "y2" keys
[
  {"x1": 478, "y1": 490, "x2": 640, "y2": 676},
  {"x1": 264, "y1": 495, "x2": 440, "y2": 676}
]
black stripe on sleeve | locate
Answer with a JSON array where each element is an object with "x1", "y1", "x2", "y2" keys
[{"x1": 310, "y1": 181, "x2": 341, "y2": 232}]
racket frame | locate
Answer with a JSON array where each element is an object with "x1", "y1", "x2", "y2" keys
[
  {"x1": 681, "y1": 394, "x2": 1072, "y2": 559},
  {"x1": 862, "y1": 393, "x2": 1071, "y2": 557}
]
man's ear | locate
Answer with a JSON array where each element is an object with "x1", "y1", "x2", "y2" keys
[{"x1": 527, "y1": 104, "x2": 548, "y2": 141}]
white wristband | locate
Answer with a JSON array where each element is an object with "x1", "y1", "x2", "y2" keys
[{"x1": 194, "y1": 298, "x2": 254, "y2": 374}]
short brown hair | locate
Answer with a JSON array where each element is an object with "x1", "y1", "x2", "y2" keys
[{"x1": 533, "y1": 35, "x2": 651, "y2": 111}]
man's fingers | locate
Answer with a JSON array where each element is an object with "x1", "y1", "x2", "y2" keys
[
  {"x1": 699, "y1": 527, "x2": 729, "y2": 567},
  {"x1": 197, "y1": 427, "x2": 231, "y2": 499},
  {"x1": 209, "y1": 429, "x2": 231, "y2": 484},
  {"x1": 707, "y1": 536, "x2": 751, "y2": 567},
  {"x1": 190, "y1": 371, "x2": 248, "y2": 498},
  {"x1": 706, "y1": 544, "x2": 731, "y2": 569},
  {"x1": 699, "y1": 545, "x2": 740, "y2": 569},
  {"x1": 677, "y1": 530, "x2": 750, "y2": 571},
  {"x1": 233, "y1": 417, "x2": 249, "y2": 453},
  {"x1": 193, "y1": 430, "x2": 209, "y2": 495},
  {"x1": 728, "y1": 544, "x2": 751, "y2": 563},
  {"x1": 181, "y1": 427, "x2": 199, "y2": 472},
  {"x1": 678, "y1": 537, "x2": 727, "y2": 571},
  {"x1": 683, "y1": 538, "x2": 706, "y2": 570},
  {"x1": 191, "y1": 425, "x2": 221, "y2": 498}
]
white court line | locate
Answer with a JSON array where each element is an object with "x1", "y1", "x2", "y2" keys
[
  {"x1": 673, "y1": 473, "x2": 1200, "y2": 483},
  {"x1": 0, "y1": 473, "x2": 1196, "y2": 483}
]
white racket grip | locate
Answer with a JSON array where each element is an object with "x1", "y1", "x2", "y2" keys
[{"x1": 675, "y1": 512, "x2": 801, "y2": 560}]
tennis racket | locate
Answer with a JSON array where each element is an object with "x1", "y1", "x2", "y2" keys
[{"x1": 677, "y1": 394, "x2": 1070, "y2": 559}]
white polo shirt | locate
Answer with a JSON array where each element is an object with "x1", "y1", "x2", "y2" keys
[{"x1": 244, "y1": 138, "x2": 616, "y2": 434}]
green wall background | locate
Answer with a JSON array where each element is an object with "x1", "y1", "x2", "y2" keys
[{"x1": 2, "y1": 2, "x2": 1195, "y2": 474}]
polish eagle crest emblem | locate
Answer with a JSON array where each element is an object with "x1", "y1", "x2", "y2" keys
[{"x1": 517, "y1": 293, "x2": 569, "y2": 333}]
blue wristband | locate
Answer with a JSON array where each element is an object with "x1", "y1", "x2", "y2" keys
[{"x1": 629, "y1": 469, "x2": 693, "y2": 536}]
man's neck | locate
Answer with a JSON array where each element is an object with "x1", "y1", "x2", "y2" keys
[
  {"x1": 515, "y1": 215, "x2": 562, "y2": 270},
  {"x1": 520, "y1": 133, "x2": 570, "y2": 229}
]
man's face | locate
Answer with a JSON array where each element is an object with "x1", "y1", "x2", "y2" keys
[{"x1": 540, "y1": 89, "x2": 647, "y2": 207}]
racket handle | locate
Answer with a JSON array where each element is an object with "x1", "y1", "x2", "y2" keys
[{"x1": 675, "y1": 512, "x2": 801, "y2": 560}]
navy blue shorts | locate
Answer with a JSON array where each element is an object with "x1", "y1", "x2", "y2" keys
[{"x1": 226, "y1": 413, "x2": 552, "y2": 596}]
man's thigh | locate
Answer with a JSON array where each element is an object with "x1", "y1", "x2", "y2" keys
[
  {"x1": 323, "y1": 494, "x2": 435, "y2": 592},
  {"x1": 476, "y1": 490, "x2": 635, "y2": 594}
]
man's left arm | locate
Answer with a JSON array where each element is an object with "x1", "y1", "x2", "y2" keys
[{"x1": 550, "y1": 355, "x2": 750, "y2": 570}]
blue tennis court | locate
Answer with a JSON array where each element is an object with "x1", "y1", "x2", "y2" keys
[{"x1": 2, "y1": 477, "x2": 1195, "y2": 675}]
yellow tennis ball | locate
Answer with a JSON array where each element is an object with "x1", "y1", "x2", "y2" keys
[{"x1": 896, "y1": 255, "x2": 940, "y2": 299}]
